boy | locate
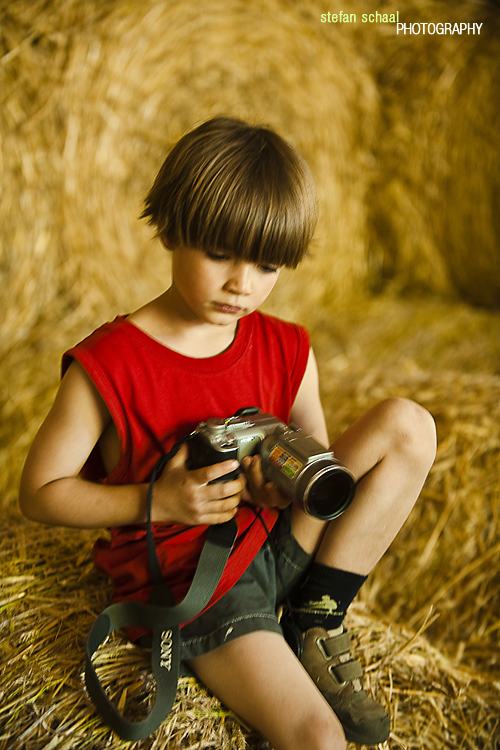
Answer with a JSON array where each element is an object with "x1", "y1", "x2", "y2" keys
[{"x1": 20, "y1": 118, "x2": 436, "y2": 750}]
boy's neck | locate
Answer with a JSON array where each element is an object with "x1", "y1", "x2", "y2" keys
[{"x1": 129, "y1": 290, "x2": 240, "y2": 358}]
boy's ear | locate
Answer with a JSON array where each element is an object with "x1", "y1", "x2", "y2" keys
[{"x1": 159, "y1": 235, "x2": 171, "y2": 251}]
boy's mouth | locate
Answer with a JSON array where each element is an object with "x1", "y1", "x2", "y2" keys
[{"x1": 213, "y1": 302, "x2": 242, "y2": 315}]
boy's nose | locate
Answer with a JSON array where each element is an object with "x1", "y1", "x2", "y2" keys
[{"x1": 225, "y1": 263, "x2": 253, "y2": 295}]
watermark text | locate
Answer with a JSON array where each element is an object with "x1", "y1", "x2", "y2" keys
[{"x1": 397, "y1": 22, "x2": 483, "y2": 34}]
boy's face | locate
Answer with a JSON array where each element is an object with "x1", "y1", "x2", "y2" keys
[{"x1": 169, "y1": 246, "x2": 281, "y2": 327}]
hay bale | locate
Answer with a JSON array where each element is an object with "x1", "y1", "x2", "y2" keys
[
  {"x1": 364, "y1": 0, "x2": 500, "y2": 305},
  {"x1": 1, "y1": 0, "x2": 499, "y2": 356},
  {"x1": 0, "y1": 0, "x2": 375, "y2": 349}
]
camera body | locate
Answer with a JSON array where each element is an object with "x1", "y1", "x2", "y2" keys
[{"x1": 188, "y1": 409, "x2": 356, "y2": 521}]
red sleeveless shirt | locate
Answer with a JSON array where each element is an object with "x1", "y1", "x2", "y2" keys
[{"x1": 63, "y1": 311, "x2": 310, "y2": 630}]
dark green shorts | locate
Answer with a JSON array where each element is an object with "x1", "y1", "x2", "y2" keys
[{"x1": 179, "y1": 507, "x2": 312, "y2": 665}]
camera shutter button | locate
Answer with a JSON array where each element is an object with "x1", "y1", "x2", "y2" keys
[{"x1": 216, "y1": 432, "x2": 237, "y2": 449}]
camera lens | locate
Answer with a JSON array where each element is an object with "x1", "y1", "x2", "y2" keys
[{"x1": 308, "y1": 469, "x2": 355, "y2": 520}]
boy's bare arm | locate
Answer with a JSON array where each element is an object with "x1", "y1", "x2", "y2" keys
[
  {"x1": 289, "y1": 348, "x2": 329, "y2": 446},
  {"x1": 20, "y1": 362, "x2": 243, "y2": 529},
  {"x1": 19, "y1": 361, "x2": 148, "y2": 528},
  {"x1": 242, "y1": 348, "x2": 329, "y2": 509}
]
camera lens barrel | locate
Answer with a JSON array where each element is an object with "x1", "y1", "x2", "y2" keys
[
  {"x1": 261, "y1": 430, "x2": 356, "y2": 521},
  {"x1": 295, "y1": 460, "x2": 356, "y2": 520}
]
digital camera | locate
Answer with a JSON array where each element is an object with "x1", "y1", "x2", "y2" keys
[{"x1": 188, "y1": 408, "x2": 356, "y2": 521}]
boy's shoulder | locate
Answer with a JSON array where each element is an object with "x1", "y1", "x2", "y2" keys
[
  {"x1": 251, "y1": 309, "x2": 310, "y2": 340},
  {"x1": 249, "y1": 311, "x2": 310, "y2": 364},
  {"x1": 62, "y1": 316, "x2": 128, "y2": 376}
]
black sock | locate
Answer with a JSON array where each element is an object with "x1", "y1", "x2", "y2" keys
[{"x1": 289, "y1": 562, "x2": 367, "y2": 632}]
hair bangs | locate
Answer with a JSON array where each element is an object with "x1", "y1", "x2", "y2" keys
[{"x1": 142, "y1": 118, "x2": 318, "y2": 268}]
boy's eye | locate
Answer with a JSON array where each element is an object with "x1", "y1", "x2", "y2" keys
[
  {"x1": 206, "y1": 251, "x2": 231, "y2": 262},
  {"x1": 206, "y1": 251, "x2": 278, "y2": 274}
]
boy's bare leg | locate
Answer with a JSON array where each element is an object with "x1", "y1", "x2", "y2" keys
[
  {"x1": 188, "y1": 630, "x2": 347, "y2": 750},
  {"x1": 282, "y1": 398, "x2": 436, "y2": 744},
  {"x1": 292, "y1": 397, "x2": 437, "y2": 569}
]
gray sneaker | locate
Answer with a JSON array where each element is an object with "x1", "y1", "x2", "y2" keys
[{"x1": 300, "y1": 627, "x2": 390, "y2": 745}]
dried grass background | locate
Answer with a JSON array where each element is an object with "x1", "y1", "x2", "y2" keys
[{"x1": 1, "y1": 0, "x2": 500, "y2": 748}]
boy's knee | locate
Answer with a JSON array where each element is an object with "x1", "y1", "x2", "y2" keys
[
  {"x1": 295, "y1": 713, "x2": 347, "y2": 750},
  {"x1": 379, "y1": 397, "x2": 437, "y2": 465}
]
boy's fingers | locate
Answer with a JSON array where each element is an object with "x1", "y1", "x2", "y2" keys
[
  {"x1": 264, "y1": 482, "x2": 291, "y2": 509},
  {"x1": 243, "y1": 456, "x2": 287, "y2": 506},
  {"x1": 167, "y1": 441, "x2": 189, "y2": 467},
  {"x1": 206, "y1": 474, "x2": 246, "y2": 500},
  {"x1": 200, "y1": 497, "x2": 240, "y2": 525},
  {"x1": 167, "y1": 447, "x2": 243, "y2": 491},
  {"x1": 242, "y1": 454, "x2": 264, "y2": 481},
  {"x1": 242, "y1": 454, "x2": 291, "y2": 509},
  {"x1": 200, "y1": 459, "x2": 242, "y2": 486},
  {"x1": 196, "y1": 496, "x2": 239, "y2": 525}
]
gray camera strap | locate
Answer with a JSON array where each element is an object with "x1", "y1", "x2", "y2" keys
[{"x1": 84, "y1": 439, "x2": 238, "y2": 741}]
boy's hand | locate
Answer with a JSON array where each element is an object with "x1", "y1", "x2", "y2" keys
[
  {"x1": 153, "y1": 443, "x2": 245, "y2": 526},
  {"x1": 241, "y1": 455, "x2": 291, "y2": 510}
]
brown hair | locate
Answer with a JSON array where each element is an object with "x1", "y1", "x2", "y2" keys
[{"x1": 141, "y1": 117, "x2": 318, "y2": 268}]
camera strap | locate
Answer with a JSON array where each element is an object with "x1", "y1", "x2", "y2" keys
[{"x1": 84, "y1": 436, "x2": 238, "y2": 741}]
